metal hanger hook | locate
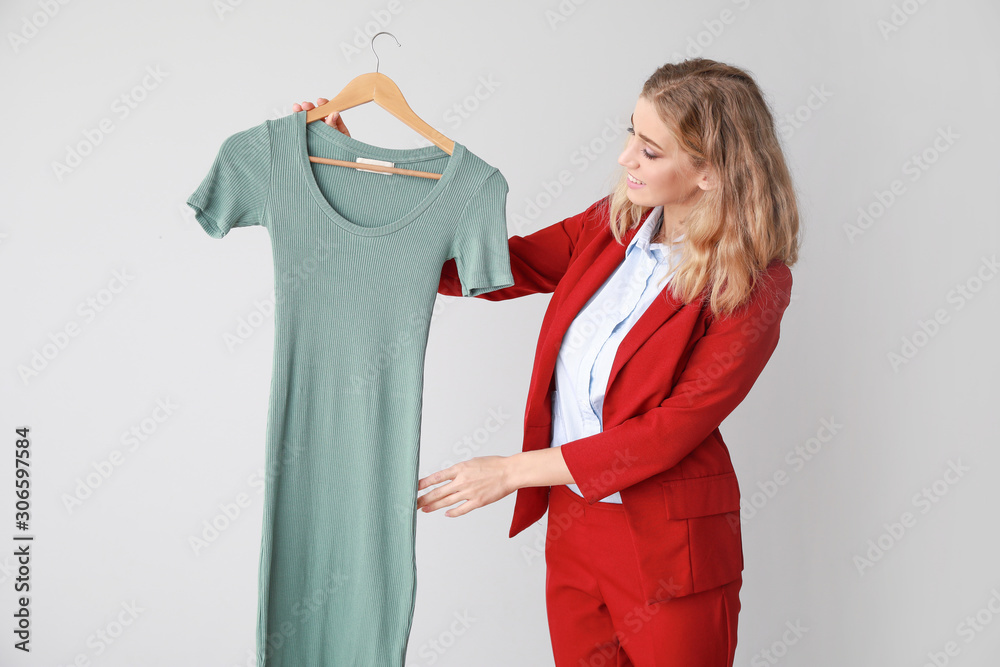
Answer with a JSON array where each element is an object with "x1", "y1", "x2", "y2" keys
[{"x1": 370, "y1": 31, "x2": 401, "y2": 74}]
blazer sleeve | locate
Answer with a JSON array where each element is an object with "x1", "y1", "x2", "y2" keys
[
  {"x1": 438, "y1": 196, "x2": 606, "y2": 301},
  {"x1": 559, "y1": 260, "x2": 794, "y2": 504}
]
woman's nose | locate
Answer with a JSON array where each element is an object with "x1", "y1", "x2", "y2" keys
[{"x1": 617, "y1": 147, "x2": 634, "y2": 168}]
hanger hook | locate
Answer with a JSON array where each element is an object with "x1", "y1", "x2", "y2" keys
[{"x1": 370, "y1": 31, "x2": 400, "y2": 74}]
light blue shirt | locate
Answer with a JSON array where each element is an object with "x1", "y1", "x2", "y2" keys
[{"x1": 550, "y1": 206, "x2": 684, "y2": 503}]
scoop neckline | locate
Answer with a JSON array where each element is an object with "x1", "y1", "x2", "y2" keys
[{"x1": 295, "y1": 110, "x2": 464, "y2": 237}]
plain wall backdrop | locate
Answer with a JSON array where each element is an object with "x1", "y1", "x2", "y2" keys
[{"x1": 2, "y1": 0, "x2": 999, "y2": 665}]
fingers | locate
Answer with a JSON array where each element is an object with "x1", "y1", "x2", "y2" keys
[
  {"x1": 293, "y1": 98, "x2": 328, "y2": 112},
  {"x1": 331, "y1": 112, "x2": 351, "y2": 137},
  {"x1": 419, "y1": 490, "x2": 462, "y2": 514},
  {"x1": 290, "y1": 98, "x2": 350, "y2": 137},
  {"x1": 445, "y1": 500, "x2": 475, "y2": 518}
]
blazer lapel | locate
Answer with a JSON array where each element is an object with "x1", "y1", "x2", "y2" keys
[
  {"x1": 534, "y1": 222, "x2": 638, "y2": 401},
  {"x1": 535, "y1": 209, "x2": 685, "y2": 416},
  {"x1": 605, "y1": 281, "x2": 683, "y2": 393}
]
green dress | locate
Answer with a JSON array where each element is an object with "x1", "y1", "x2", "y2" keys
[{"x1": 187, "y1": 110, "x2": 514, "y2": 666}]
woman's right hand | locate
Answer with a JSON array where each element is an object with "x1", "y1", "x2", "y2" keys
[{"x1": 292, "y1": 98, "x2": 351, "y2": 137}]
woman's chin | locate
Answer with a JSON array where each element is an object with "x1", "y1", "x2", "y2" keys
[{"x1": 625, "y1": 189, "x2": 648, "y2": 205}]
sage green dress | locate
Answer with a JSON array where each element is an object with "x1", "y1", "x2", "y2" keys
[{"x1": 187, "y1": 110, "x2": 514, "y2": 666}]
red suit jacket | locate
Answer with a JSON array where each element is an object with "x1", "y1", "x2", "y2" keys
[{"x1": 438, "y1": 196, "x2": 793, "y2": 604}]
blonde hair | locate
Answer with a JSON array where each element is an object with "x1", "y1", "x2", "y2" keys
[{"x1": 605, "y1": 58, "x2": 801, "y2": 318}]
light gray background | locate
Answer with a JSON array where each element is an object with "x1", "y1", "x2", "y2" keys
[{"x1": 2, "y1": 0, "x2": 998, "y2": 665}]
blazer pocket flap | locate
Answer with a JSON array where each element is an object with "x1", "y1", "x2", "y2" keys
[{"x1": 661, "y1": 472, "x2": 741, "y2": 519}]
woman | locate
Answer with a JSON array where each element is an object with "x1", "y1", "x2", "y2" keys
[{"x1": 294, "y1": 57, "x2": 799, "y2": 667}]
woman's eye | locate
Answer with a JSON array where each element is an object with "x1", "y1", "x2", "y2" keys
[{"x1": 626, "y1": 127, "x2": 658, "y2": 159}]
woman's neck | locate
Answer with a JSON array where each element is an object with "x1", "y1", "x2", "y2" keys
[{"x1": 653, "y1": 212, "x2": 683, "y2": 244}]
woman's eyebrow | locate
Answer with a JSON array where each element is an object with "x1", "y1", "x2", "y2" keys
[{"x1": 630, "y1": 113, "x2": 665, "y2": 151}]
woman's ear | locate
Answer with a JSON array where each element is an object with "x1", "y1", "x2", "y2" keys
[{"x1": 697, "y1": 165, "x2": 717, "y2": 192}]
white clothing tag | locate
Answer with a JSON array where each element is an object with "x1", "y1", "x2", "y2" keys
[{"x1": 355, "y1": 157, "x2": 395, "y2": 175}]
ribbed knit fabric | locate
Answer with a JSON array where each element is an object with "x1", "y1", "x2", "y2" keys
[{"x1": 187, "y1": 110, "x2": 514, "y2": 666}]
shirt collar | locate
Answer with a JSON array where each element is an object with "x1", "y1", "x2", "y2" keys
[{"x1": 627, "y1": 206, "x2": 684, "y2": 261}]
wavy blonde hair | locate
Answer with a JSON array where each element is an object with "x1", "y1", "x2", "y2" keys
[{"x1": 605, "y1": 58, "x2": 801, "y2": 318}]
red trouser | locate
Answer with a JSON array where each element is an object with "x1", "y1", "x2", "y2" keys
[{"x1": 545, "y1": 483, "x2": 741, "y2": 667}]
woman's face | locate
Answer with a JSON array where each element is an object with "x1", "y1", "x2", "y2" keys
[{"x1": 618, "y1": 96, "x2": 710, "y2": 212}]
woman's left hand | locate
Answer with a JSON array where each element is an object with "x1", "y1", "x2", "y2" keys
[{"x1": 417, "y1": 456, "x2": 517, "y2": 517}]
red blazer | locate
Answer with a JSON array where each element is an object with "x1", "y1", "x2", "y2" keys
[{"x1": 438, "y1": 196, "x2": 793, "y2": 604}]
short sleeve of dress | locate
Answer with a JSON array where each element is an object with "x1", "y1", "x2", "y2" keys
[
  {"x1": 449, "y1": 169, "x2": 515, "y2": 297},
  {"x1": 187, "y1": 122, "x2": 271, "y2": 238}
]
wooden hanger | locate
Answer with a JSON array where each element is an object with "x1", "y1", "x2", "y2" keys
[{"x1": 305, "y1": 32, "x2": 454, "y2": 180}]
